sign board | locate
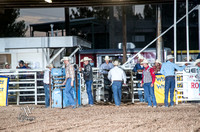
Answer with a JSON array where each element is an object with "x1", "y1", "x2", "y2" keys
[{"x1": 0, "y1": 76, "x2": 9, "y2": 106}]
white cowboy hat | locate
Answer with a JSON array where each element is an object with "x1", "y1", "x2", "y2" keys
[
  {"x1": 46, "y1": 64, "x2": 54, "y2": 68},
  {"x1": 138, "y1": 54, "x2": 144, "y2": 60},
  {"x1": 4, "y1": 62, "x2": 9, "y2": 65},
  {"x1": 155, "y1": 59, "x2": 162, "y2": 64},
  {"x1": 80, "y1": 57, "x2": 92, "y2": 62},
  {"x1": 24, "y1": 61, "x2": 30, "y2": 64},
  {"x1": 61, "y1": 56, "x2": 71, "y2": 62},
  {"x1": 167, "y1": 55, "x2": 174, "y2": 60},
  {"x1": 104, "y1": 56, "x2": 110, "y2": 61},
  {"x1": 184, "y1": 56, "x2": 193, "y2": 61},
  {"x1": 195, "y1": 59, "x2": 200, "y2": 65},
  {"x1": 113, "y1": 60, "x2": 120, "y2": 66},
  {"x1": 141, "y1": 59, "x2": 149, "y2": 64}
]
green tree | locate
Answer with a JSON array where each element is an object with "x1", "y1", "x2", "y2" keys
[{"x1": 0, "y1": 9, "x2": 27, "y2": 37}]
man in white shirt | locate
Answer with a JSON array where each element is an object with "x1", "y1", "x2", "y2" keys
[
  {"x1": 43, "y1": 64, "x2": 53, "y2": 108},
  {"x1": 108, "y1": 60, "x2": 126, "y2": 106}
]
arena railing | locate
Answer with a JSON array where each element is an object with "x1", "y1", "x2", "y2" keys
[{"x1": 0, "y1": 69, "x2": 45, "y2": 105}]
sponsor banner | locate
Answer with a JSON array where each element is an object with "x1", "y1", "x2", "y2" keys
[
  {"x1": 0, "y1": 76, "x2": 9, "y2": 106},
  {"x1": 154, "y1": 75, "x2": 175, "y2": 104}
]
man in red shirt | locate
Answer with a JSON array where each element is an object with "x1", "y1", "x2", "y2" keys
[{"x1": 140, "y1": 59, "x2": 157, "y2": 107}]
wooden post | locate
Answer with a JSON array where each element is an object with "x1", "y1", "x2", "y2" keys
[{"x1": 122, "y1": 6, "x2": 127, "y2": 64}]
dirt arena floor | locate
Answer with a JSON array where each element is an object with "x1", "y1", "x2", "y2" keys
[{"x1": 1, "y1": 103, "x2": 200, "y2": 132}]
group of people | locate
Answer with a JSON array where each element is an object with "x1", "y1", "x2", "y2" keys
[
  {"x1": 4, "y1": 60, "x2": 31, "y2": 69},
  {"x1": 43, "y1": 54, "x2": 200, "y2": 109}
]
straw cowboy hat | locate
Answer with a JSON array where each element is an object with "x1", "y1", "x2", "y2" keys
[
  {"x1": 166, "y1": 55, "x2": 174, "y2": 60},
  {"x1": 46, "y1": 64, "x2": 54, "y2": 68},
  {"x1": 113, "y1": 60, "x2": 120, "y2": 66},
  {"x1": 141, "y1": 59, "x2": 149, "y2": 64},
  {"x1": 61, "y1": 56, "x2": 71, "y2": 62},
  {"x1": 104, "y1": 56, "x2": 110, "y2": 61},
  {"x1": 155, "y1": 59, "x2": 162, "y2": 64},
  {"x1": 80, "y1": 57, "x2": 92, "y2": 62},
  {"x1": 195, "y1": 59, "x2": 200, "y2": 65},
  {"x1": 24, "y1": 61, "x2": 30, "y2": 64}
]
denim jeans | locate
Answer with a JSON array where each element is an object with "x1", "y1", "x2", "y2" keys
[
  {"x1": 164, "y1": 76, "x2": 175, "y2": 106},
  {"x1": 65, "y1": 78, "x2": 76, "y2": 106},
  {"x1": 143, "y1": 82, "x2": 157, "y2": 106},
  {"x1": 85, "y1": 80, "x2": 94, "y2": 105},
  {"x1": 137, "y1": 83, "x2": 145, "y2": 102},
  {"x1": 44, "y1": 84, "x2": 50, "y2": 108},
  {"x1": 112, "y1": 81, "x2": 122, "y2": 106}
]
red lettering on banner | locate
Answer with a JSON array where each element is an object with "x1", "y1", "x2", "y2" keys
[{"x1": 191, "y1": 82, "x2": 199, "y2": 89}]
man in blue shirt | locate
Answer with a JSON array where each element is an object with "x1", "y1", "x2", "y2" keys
[
  {"x1": 160, "y1": 55, "x2": 188, "y2": 107},
  {"x1": 100, "y1": 56, "x2": 114, "y2": 103},
  {"x1": 133, "y1": 55, "x2": 145, "y2": 103}
]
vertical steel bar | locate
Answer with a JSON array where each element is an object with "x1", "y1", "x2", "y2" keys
[
  {"x1": 174, "y1": 0, "x2": 177, "y2": 63},
  {"x1": 186, "y1": 0, "x2": 189, "y2": 62}
]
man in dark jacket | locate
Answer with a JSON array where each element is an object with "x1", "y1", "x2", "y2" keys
[{"x1": 80, "y1": 57, "x2": 94, "y2": 106}]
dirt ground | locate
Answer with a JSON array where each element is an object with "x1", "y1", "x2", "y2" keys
[{"x1": 0, "y1": 103, "x2": 200, "y2": 132}]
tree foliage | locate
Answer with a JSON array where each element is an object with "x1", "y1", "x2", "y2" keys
[{"x1": 0, "y1": 9, "x2": 27, "y2": 37}]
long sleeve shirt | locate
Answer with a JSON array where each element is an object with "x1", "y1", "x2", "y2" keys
[
  {"x1": 43, "y1": 69, "x2": 50, "y2": 84},
  {"x1": 82, "y1": 64, "x2": 93, "y2": 81},
  {"x1": 132, "y1": 63, "x2": 144, "y2": 80},
  {"x1": 99, "y1": 62, "x2": 114, "y2": 74},
  {"x1": 141, "y1": 66, "x2": 156, "y2": 84},
  {"x1": 107, "y1": 66, "x2": 126, "y2": 84},
  {"x1": 65, "y1": 63, "x2": 75, "y2": 82},
  {"x1": 160, "y1": 61, "x2": 186, "y2": 77}
]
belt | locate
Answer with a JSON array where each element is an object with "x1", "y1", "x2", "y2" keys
[
  {"x1": 113, "y1": 80, "x2": 122, "y2": 82},
  {"x1": 166, "y1": 76, "x2": 175, "y2": 77}
]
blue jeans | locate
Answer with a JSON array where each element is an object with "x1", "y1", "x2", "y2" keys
[
  {"x1": 44, "y1": 84, "x2": 50, "y2": 108},
  {"x1": 164, "y1": 76, "x2": 175, "y2": 106},
  {"x1": 137, "y1": 83, "x2": 144, "y2": 102},
  {"x1": 65, "y1": 78, "x2": 76, "y2": 106},
  {"x1": 143, "y1": 82, "x2": 157, "y2": 106},
  {"x1": 85, "y1": 80, "x2": 94, "y2": 105},
  {"x1": 112, "y1": 81, "x2": 122, "y2": 106}
]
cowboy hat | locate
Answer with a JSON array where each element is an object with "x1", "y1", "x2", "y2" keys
[
  {"x1": 155, "y1": 59, "x2": 162, "y2": 64},
  {"x1": 113, "y1": 60, "x2": 120, "y2": 66},
  {"x1": 138, "y1": 54, "x2": 144, "y2": 60},
  {"x1": 80, "y1": 57, "x2": 92, "y2": 62},
  {"x1": 61, "y1": 56, "x2": 71, "y2": 62},
  {"x1": 4, "y1": 62, "x2": 9, "y2": 65},
  {"x1": 141, "y1": 59, "x2": 149, "y2": 64},
  {"x1": 195, "y1": 59, "x2": 200, "y2": 65},
  {"x1": 184, "y1": 56, "x2": 193, "y2": 61},
  {"x1": 46, "y1": 64, "x2": 54, "y2": 68},
  {"x1": 167, "y1": 55, "x2": 174, "y2": 60},
  {"x1": 104, "y1": 56, "x2": 110, "y2": 61}
]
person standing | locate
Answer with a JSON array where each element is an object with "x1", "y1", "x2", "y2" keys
[
  {"x1": 160, "y1": 55, "x2": 188, "y2": 107},
  {"x1": 80, "y1": 57, "x2": 94, "y2": 106},
  {"x1": 152, "y1": 59, "x2": 162, "y2": 74},
  {"x1": 61, "y1": 57, "x2": 76, "y2": 109},
  {"x1": 43, "y1": 64, "x2": 53, "y2": 108},
  {"x1": 99, "y1": 56, "x2": 114, "y2": 103},
  {"x1": 140, "y1": 59, "x2": 157, "y2": 107},
  {"x1": 108, "y1": 60, "x2": 126, "y2": 106},
  {"x1": 133, "y1": 55, "x2": 145, "y2": 102}
]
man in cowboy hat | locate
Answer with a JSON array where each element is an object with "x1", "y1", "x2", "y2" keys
[
  {"x1": 160, "y1": 55, "x2": 188, "y2": 107},
  {"x1": 140, "y1": 59, "x2": 157, "y2": 107},
  {"x1": 99, "y1": 55, "x2": 114, "y2": 103},
  {"x1": 133, "y1": 54, "x2": 146, "y2": 103},
  {"x1": 43, "y1": 64, "x2": 54, "y2": 108},
  {"x1": 4, "y1": 62, "x2": 10, "y2": 69},
  {"x1": 108, "y1": 60, "x2": 126, "y2": 106},
  {"x1": 79, "y1": 57, "x2": 94, "y2": 106},
  {"x1": 152, "y1": 59, "x2": 162, "y2": 74},
  {"x1": 61, "y1": 56, "x2": 76, "y2": 109}
]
